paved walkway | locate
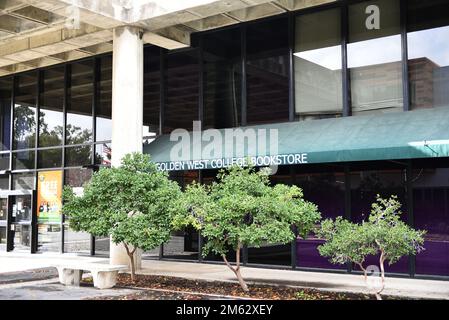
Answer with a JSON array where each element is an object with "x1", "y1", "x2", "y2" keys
[{"x1": 1, "y1": 252, "x2": 448, "y2": 299}]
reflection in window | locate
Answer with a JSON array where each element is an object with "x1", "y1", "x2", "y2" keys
[
  {"x1": 14, "y1": 73, "x2": 37, "y2": 149},
  {"x1": 66, "y1": 145, "x2": 92, "y2": 167},
  {"x1": 164, "y1": 51, "x2": 199, "y2": 134},
  {"x1": 0, "y1": 153, "x2": 9, "y2": 171},
  {"x1": 64, "y1": 168, "x2": 92, "y2": 188},
  {"x1": 143, "y1": 46, "x2": 160, "y2": 143},
  {"x1": 203, "y1": 28, "x2": 241, "y2": 129},
  {"x1": 0, "y1": 77, "x2": 12, "y2": 151},
  {"x1": 348, "y1": 0, "x2": 403, "y2": 115},
  {"x1": 12, "y1": 173, "x2": 34, "y2": 190},
  {"x1": 0, "y1": 175, "x2": 8, "y2": 190},
  {"x1": 94, "y1": 143, "x2": 111, "y2": 166},
  {"x1": 67, "y1": 61, "x2": 93, "y2": 144},
  {"x1": 407, "y1": 0, "x2": 449, "y2": 110},
  {"x1": 413, "y1": 166, "x2": 449, "y2": 276},
  {"x1": 295, "y1": 9, "x2": 342, "y2": 120},
  {"x1": 40, "y1": 67, "x2": 64, "y2": 147},
  {"x1": 247, "y1": 18, "x2": 289, "y2": 125},
  {"x1": 96, "y1": 55, "x2": 112, "y2": 142},
  {"x1": 38, "y1": 148, "x2": 62, "y2": 168},
  {"x1": 13, "y1": 150, "x2": 35, "y2": 170}
]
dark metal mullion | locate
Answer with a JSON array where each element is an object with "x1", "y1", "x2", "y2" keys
[
  {"x1": 400, "y1": 0, "x2": 410, "y2": 111},
  {"x1": 198, "y1": 170, "x2": 203, "y2": 262},
  {"x1": 406, "y1": 161, "x2": 415, "y2": 277},
  {"x1": 8, "y1": 76, "x2": 15, "y2": 190},
  {"x1": 288, "y1": 12, "x2": 295, "y2": 122},
  {"x1": 198, "y1": 39, "x2": 204, "y2": 124},
  {"x1": 344, "y1": 164, "x2": 352, "y2": 273},
  {"x1": 290, "y1": 166, "x2": 297, "y2": 269},
  {"x1": 159, "y1": 48, "x2": 165, "y2": 257},
  {"x1": 341, "y1": 3, "x2": 351, "y2": 117},
  {"x1": 90, "y1": 58, "x2": 100, "y2": 256},
  {"x1": 34, "y1": 70, "x2": 40, "y2": 171},
  {"x1": 61, "y1": 64, "x2": 69, "y2": 253},
  {"x1": 33, "y1": 70, "x2": 40, "y2": 254},
  {"x1": 241, "y1": 25, "x2": 247, "y2": 127},
  {"x1": 159, "y1": 48, "x2": 165, "y2": 136}
]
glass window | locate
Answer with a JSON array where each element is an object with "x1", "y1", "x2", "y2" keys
[
  {"x1": 64, "y1": 168, "x2": 92, "y2": 188},
  {"x1": 38, "y1": 148, "x2": 62, "y2": 168},
  {"x1": 248, "y1": 166, "x2": 292, "y2": 266},
  {"x1": 0, "y1": 153, "x2": 9, "y2": 171},
  {"x1": 67, "y1": 61, "x2": 93, "y2": 145},
  {"x1": 348, "y1": 0, "x2": 403, "y2": 115},
  {"x1": 96, "y1": 55, "x2": 112, "y2": 142},
  {"x1": 143, "y1": 46, "x2": 160, "y2": 144},
  {"x1": 295, "y1": 9, "x2": 343, "y2": 120},
  {"x1": 94, "y1": 143, "x2": 111, "y2": 166},
  {"x1": 12, "y1": 173, "x2": 34, "y2": 190},
  {"x1": 14, "y1": 72, "x2": 37, "y2": 149},
  {"x1": 0, "y1": 77, "x2": 12, "y2": 151},
  {"x1": 203, "y1": 27, "x2": 242, "y2": 129},
  {"x1": 246, "y1": 18, "x2": 289, "y2": 125},
  {"x1": 163, "y1": 171, "x2": 199, "y2": 260},
  {"x1": 65, "y1": 145, "x2": 92, "y2": 167},
  {"x1": 350, "y1": 162, "x2": 408, "y2": 274},
  {"x1": 12, "y1": 150, "x2": 35, "y2": 170},
  {"x1": 163, "y1": 50, "x2": 199, "y2": 134},
  {"x1": 407, "y1": 0, "x2": 449, "y2": 110},
  {"x1": 39, "y1": 67, "x2": 64, "y2": 147},
  {"x1": 412, "y1": 164, "x2": 449, "y2": 276},
  {"x1": 0, "y1": 175, "x2": 8, "y2": 190},
  {"x1": 295, "y1": 165, "x2": 346, "y2": 270}
]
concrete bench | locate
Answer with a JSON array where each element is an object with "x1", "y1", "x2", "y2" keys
[{"x1": 53, "y1": 262, "x2": 128, "y2": 289}]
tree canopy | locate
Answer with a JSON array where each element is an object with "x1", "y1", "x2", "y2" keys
[
  {"x1": 173, "y1": 165, "x2": 321, "y2": 291},
  {"x1": 62, "y1": 153, "x2": 182, "y2": 280}
]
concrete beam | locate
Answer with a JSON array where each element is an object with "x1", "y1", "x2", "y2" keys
[
  {"x1": 0, "y1": 25, "x2": 111, "y2": 66},
  {"x1": 22, "y1": 0, "x2": 123, "y2": 29},
  {"x1": 0, "y1": 0, "x2": 28, "y2": 12},
  {"x1": 142, "y1": 30, "x2": 190, "y2": 50},
  {"x1": 274, "y1": 0, "x2": 337, "y2": 11},
  {"x1": 9, "y1": 6, "x2": 61, "y2": 25},
  {"x1": 0, "y1": 14, "x2": 44, "y2": 34},
  {"x1": 183, "y1": 13, "x2": 240, "y2": 32},
  {"x1": 227, "y1": 2, "x2": 286, "y2": 22}
]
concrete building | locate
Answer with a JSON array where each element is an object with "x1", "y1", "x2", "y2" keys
[{"x1": 0, "y1": 0, "x2": 449, "y2": 279}]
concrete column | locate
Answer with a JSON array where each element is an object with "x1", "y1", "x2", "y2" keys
[{"x1": 110, "y1": 26, "x2": 143, "y2": 269}]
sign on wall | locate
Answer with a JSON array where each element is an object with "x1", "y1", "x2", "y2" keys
[{"x1": 37, "y1": 170, "x2": 63, "y2": 223}]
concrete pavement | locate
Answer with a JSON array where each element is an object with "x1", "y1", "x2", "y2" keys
[{"x1": 1, "y1": 251, "x2": 448, "y2": 299}]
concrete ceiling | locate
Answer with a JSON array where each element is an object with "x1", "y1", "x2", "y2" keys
[{"x1": 0, "y1": 0, "x2": 336, "y2": 76}]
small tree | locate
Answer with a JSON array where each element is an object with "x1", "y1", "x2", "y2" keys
[
  {"x1": 62, "y1": 153, "x2": 182, "y2": 281},
  {"x1": 173, "y1": 166, "x2": 321, "y2": 292},
  {"x1": 317, "y1": 195, "x2": 425, "y2": 299}
]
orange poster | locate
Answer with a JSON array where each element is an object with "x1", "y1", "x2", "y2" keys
[{"x1": 37, "y1": 170, "x2": 63, "y2": 223}]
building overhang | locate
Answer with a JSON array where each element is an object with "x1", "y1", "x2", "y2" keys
[
  {"x1": 144, "y1": 107, "x2": 449, "y2": 171},
  {"x1": 0, "y1": 0, "x2": 337, "y2": 76}
]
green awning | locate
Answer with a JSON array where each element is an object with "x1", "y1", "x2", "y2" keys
[{"x1": 144, "y1": 107, "x2": 449, "y2": 171}]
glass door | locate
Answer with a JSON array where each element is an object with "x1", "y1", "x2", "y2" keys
[
  {"x1": 0, "y1": 197, "x2": 7, "y2": 251},
  {"x1": 0, "y1": 190, "x2": 37, "y2": 253},
  {"x1": 10, "y1": 195, "x2": 33, "y2": 252}
]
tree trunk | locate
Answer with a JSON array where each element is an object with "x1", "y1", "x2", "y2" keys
[
  {"x1": 234, "y1": 268, "x2": 249, "y2": 292},
  {"x1": 124, "y1": 243, "x2": 137, "y2": 282},
  {"x1": 222, "y1": 242, "x2": 249, "y2": 292},
  {"x1": 376, "y1": 251, "x2": 386, "y2": 301},
  {"x1": 356, "y1": 262, "x2": 368, "y2": 282}
]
